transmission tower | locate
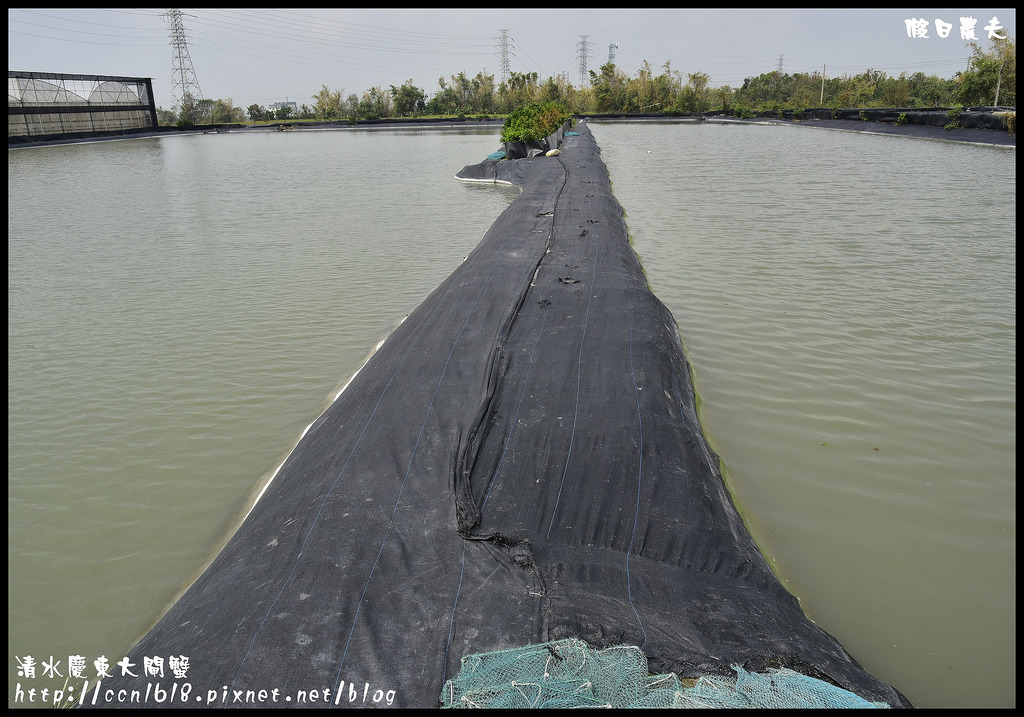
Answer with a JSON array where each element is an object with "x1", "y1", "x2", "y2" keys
[
  {"x1": 162, "y1": 9, "x2": 203, "y2": 111},
  {"x1": 777, "y1": 54, "x2": 785, "y2": 72},
  {"x1": 576, "y1": 35, "x2": 593, "y2": 86},
  {"x1": 608, "y1": 43, "x2": 618, "y2": 65},
  {"x1": 497, "y1": 29, "x2": 512, "y2": 85}
]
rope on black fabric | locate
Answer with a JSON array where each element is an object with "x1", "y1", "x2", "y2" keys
[{"x1": 625, "y1": 278, "x2": 649, "y2": 650}]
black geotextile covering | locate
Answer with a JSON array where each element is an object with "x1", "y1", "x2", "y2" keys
[
  {"x1": 789, "y1": 114, "x2": 1015, "y2": 146},
  {"x1": 92, "y1": 123, "x2": 911, "y2": 709},
  {"x1": 804, "y1": 106, "x2": 1012, "y2": 130}
]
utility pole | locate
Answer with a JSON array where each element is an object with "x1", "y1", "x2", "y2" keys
[
  {"x1": 577, "y1": 35, "x2": 592, "y2": 87},
  {"x1": 497, "y1": 29, "x2": 511, "y2": 85},
  {"x1": 994, "y1": 60, "x2": 1005, "y2": 106},
  {"x1": 820, "y1": 64, "x2": 826, "y2": 105},
  {"x1": 162, "y1": 9, "x2": 203, "y2": 117}
]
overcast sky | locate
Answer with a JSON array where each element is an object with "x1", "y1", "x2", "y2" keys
[{"x1": 8, "y1": 8, "x2": 1017, "y2": 110}]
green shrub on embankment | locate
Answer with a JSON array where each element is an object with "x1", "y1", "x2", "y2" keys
[{"x1": 500, "y1": 102, "x2": 571, "y2": 143}]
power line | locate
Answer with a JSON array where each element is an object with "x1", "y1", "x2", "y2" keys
[
  {"x1": 7, "y1": 29, "x2": 164, "y2": 48},
  {"x1": 193, "y1": 9, "x2": 492, "y2": 52},
  {"x1": 263, "y1": 8, "x2": 493, "y2": 44}
]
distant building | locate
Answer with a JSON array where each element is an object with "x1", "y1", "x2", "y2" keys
[
  {"x1": 9, "y1": 71, "x2": 158, "y2": 140},
  {"x1": 269, "y1": 101, "x2": 298, "y2": 113}
]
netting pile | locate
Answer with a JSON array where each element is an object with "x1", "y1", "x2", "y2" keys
[{"x1": 440, "y1": 639, "x2": 890, "y2": 709}]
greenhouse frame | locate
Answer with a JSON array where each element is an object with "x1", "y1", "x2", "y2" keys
[{"x1": 9, "y1": 71, "x2": 158, "y2": 139}]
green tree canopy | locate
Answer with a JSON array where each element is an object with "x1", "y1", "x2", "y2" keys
[
  {"x1": 209, "y1": 98, "x2": 244, "y2": 123},
  {"x1": 356, "y1": 86, "x2": 391, "y2": 120},
  {"x1": 500, "y1": 101, "x2": 570, "y2": 142},
  {"x1": 390, "y1": 80, "x2": 426, "y2": 117},
  {"x1": 247, "y1": 103, "x2": 268, "y2": 122},
  {"x1": 957, "y1": 35, "x2": 1016, "y2": 106},
  {"x1": 220, "y1": 49, "x2": 1003, "y2": 124},
  {"x1": 312, "y1": 84, "x2": 343, "y2": 120}
]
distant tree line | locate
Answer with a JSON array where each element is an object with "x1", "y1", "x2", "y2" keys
[
  {"x1": 157, "y1": 94, "x2": 246, "y2": 126},
  {"x1": 159, "y1": 36, "x2": 1014, "y2": 126}
]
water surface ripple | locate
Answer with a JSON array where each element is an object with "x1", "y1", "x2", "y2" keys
[
  {"x1": 8, "y1": 123, "x2": 1014, "y2": 708},
  {"x1": 591, "y1": 121, "x2": 1014, "y2": 709}
]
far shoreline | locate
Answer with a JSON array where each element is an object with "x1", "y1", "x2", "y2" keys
[{"x1": 8, "y1": 111, "x2": 1014, "y2": 149}]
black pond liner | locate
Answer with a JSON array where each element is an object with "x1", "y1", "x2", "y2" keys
[
  {"x1": 86, "y1": 122, "x2": 911, "y2": 709},
  {"x1": 770, "y1": 108, "x2": 1015, "y2": 146}
]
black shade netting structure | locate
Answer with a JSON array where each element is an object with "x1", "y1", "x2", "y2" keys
[{"x1": 85, "y1": 122, "x2": 911, "y2": 709}]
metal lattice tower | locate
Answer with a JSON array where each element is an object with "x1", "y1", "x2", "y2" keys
[
  {"x1": 777, "y1": 54, "x2": 785, "y2": 73},
  {"x1": 497, "y1": 29, "x2": 512, "y2": 85},
  {"x1": 608, "y1": 43, "x2": 618, "y2": 65},
  {"x1": 576, "y1": 35, "x2": 592, "y2": 86},
  {"x1": 162, "y1": 9, "x2": 203, "y2": 110}
]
